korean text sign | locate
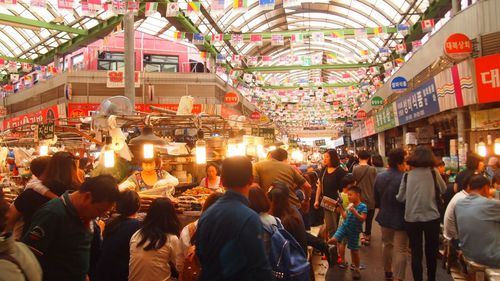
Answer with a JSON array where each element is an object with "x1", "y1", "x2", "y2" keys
[
  {"x1": 396, "y1": 78, "x2": 440, "y2": 125},
  {"x1": 375, "y1": 104, "x2": 396, "y2": 133},
  {"x1": 475, "y1": 53, "x2": 500, "y2": 104}
]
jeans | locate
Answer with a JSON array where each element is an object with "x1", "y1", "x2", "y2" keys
[
  {"x1": 406, "y1": 219, "x2": 441, "y2": 281},
  {"x1": 324, "y1": 209, "x2": 338, "y2": 238},
  {"x1": 381, "y1": 227, "x2": 409, "y2": 280},
  {"x1": 364, "y1": 209, "x2": 375, "y2": 236}
]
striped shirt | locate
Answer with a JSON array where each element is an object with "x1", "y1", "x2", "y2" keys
[{"x1": 344, "y1": 202, "x2": 368, "y2": 233}]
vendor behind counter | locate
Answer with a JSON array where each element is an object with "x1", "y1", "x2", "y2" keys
[{"x1": 119, "y1": 157, "x2": 178, "y2": 193}]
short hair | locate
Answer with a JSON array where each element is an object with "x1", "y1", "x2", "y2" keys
[
  {"x1": 341, "y1": 173, "x2": 356, "y2": 188},
  {"x1": 249, "y1": 186, "x2": 271, "y2": 213},
  {"x1": 79, "y1": 175, "x2": 120, "y2": 203},
  {"x1": 468, "y1": 175, "x2": 490, "y2": 191},
  {"x1": 202, "y1": 192, "x2": 224, "y2": 212},
  {"x1": 324, "y1": 149, "x2": 341, "y2": 168},
  {"x1": 271, "y1": 148, "x2": 288, "y2": 161},
  {"x1": 357, "y1": 150, "x2": 371, "y2": 160},
  {"x1": 30, "y1": 156, "x2": 51, "y2": 178},
  {"x1": 40, "y1": 151, "x2": 81, "y2": 194},
  {"x1": 348, "y1": 185, "x2": 362, "y2": 195},
  {"x1": 116, "y1": 190, "x2": 141, "y2": 217},
  {"x1": 466, "y1": 153, "x2": 484, "y2": 171},
  {"x1": 406, "y1": 145, "x2": 436, "y2": 168},
  {"x1": 371, "y1": 154, "x2": 384, "y2": 168},
  {"x1": 388, "y1": 148, "x2": 406, "y2": 169},
  {"x1": 221, "y1": 156, "x2": 253, "y2": 189},
  {"x1": 205, "y1": 162, "x2": 220, "y2": 175}
]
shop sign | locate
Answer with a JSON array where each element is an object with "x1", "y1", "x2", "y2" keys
[
  {"x1": 350, "y1": 126, "x2": 363, "y2": 141},
  {"x1": 444, "y1": 33, "x2": 472, "y2": 61},
  {"x1": 67, "y1": 103, "x2": 203, "y2": 118},
  {"x1": 475, "y1": 53, "x2": 500, "y2": 104},
  {"x1": 371, "y1": 96, "x2": 383, "y2": 106},
  {"x1": 395, "y1": 78, "x2": 440, "y2": 125},
  {"x1": 364, "y1": 117, "x2": 375, "y2": 136},
  {"x1": 375, "y1": 104, "x2": 396, "y2": 133},
  {"x1": 251, "y1": 127, "x2": 275, "y2": 145},
  {"x1": 250, "y1": 111, "x2": 261, "y2": 120},
  {"x1": 106, "y1": 71, "x2": 140, "y2": 88},
  {"x1": 224, "y1": 92, "x2": 239, "y2": 106},
  {"x1": 3, "y1": 104, "x2": 59, "y2": 129},
  {"x1": 356, "y1": 110, "x2": 367, "y2": 119},
  {"x1": 314, "y1": 139, "x2": 326, "y2": 146},
  {"x1": 470, "y1": 108, "x2": 500, "y2": 130},
  {"x1": 391, "y1": 76, "x2": 408, "y2": 92},
  {"x1": 37, "y1": 122, "x2": 55, "y2": 141},
  {"x1": 259, "y1": 115, "x2": 270, "y2": 123}
]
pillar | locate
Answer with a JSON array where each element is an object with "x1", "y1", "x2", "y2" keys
[
  {"x1": 402, "y1": 124, "x2": 408, "y2": 147},
  {"x1": 451, "y1": 0, "x2": 460, "y2": 16},
  {"x1": 457, "y1": 108, "x2": 466, "y2": 145},
  {"x1": 124, "y1": 11, "x2": 135, "y2": 108},
  {"x1": 378, "y1": 132, "x2": 386, "y2": 157}
]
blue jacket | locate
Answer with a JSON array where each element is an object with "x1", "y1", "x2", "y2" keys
[
  {"x1": 375, "y1": 168, "x2": 406, "y2": 230},
  {"x1": 195, "y1": 190, "x2": 275, "y2": 281}
]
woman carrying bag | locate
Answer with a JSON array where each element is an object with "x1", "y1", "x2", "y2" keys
[{"x1": 396, "y1": 146, "x2": 446, "y2": 281}]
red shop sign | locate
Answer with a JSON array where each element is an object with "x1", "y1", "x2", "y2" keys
[
  {"x1": 68, "y1": 103, "x2": 203, "y2": 118},
  {"x1": 444, "y1": 33, "x2": 472, "y2": 61},
  {"x1": 224, "y1": 92, "x2": 239, "y2": 106},
  {"x1": 475, "y1": 53, "x2": 500, "y2": 104},
  {"x1": 4, "y1": 104, "x2": 59, "y2": 129},
  {"x1": 250, "y1": 111, "x2": 261, "y2": 120},
  {"x1": 356, "y1": 110, "x2": 367, "y2": 119}
]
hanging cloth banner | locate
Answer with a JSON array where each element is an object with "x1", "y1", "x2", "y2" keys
[
  {"x1": 233, "y1": 0, "x2": 247, "y2": 10},
  {"x1": 271, "y1": 34, "x2": 284, "y2": 46},
  {"x1": 145, "y1": 2, "x2": 158, "y2": 16},
  {"x1": 127, "y1": 1, "x2": 139, "y2": 15},
  {"x1": 250, "y1": 34, "x2": 263, "y2": 46},
  {"x1": 30, "y1": 0, "x2": 46, "y2": 8},
  {"x1": 247, "y1": 56, "x2": 258, "y2": 66},
  {"x1": 354, "y1": 28, "x2": 368, "y2": 39},
  {"x1": 58, "y1": 0, "x2": 74, "y2": 9},
  {"x1": 259, "y1": 0, "x2": 275, "y2": 10},
  {"x1": 216, "y1": 53, "x2": 225, "y2": 64},
  {"x1": 112, "y1": 0, "x2": 126, "y2": 14},
  {"x1": 283, "y1": 0, "x2": 298, "y2": 8},
  {"x1": 173, "y1": 31, "x2": 185, "y2": 41},
  {"x1": 326, "y1": 53, "x2": 337, "y2": 64},
  {"x1": 192, "y1": 33, "x2": 205, "y2": 45},
  {"x1": 166, "y1": 2, "x2": 180, "y2": 17},
  {"x1": 412, "y1": 40, "x2": 423, "y2": 51},
  {"x1": 311, "y1": 32, "x2": 324, "y2": 43},
  {"x1": 421, "y1": 19, "x2": 435, "y2": 33},
  {"x1": 211, "y1": 33, "x2": 224, "y2": 43},
  {"x1": 0, "y1": 0, "x2": 17, "y2": 5},
  {"x1": 187, "y1": 1, "x2": 201, "y2": 15},
  {"x1": 211, "y1": 0, "x2": 225, "y2": 12},
  {"x1": 331, "y1": 30, "x2": 345, "y2": 41},
  {"x1": 291, "y1": 33, "x2": 304, "y2": 45},
  {"x1": 231, "y1": 34, "x2": 243, "y2": 45},
  {"x1": 397, "y1": 24, "x2": 410, "y2": 36},
  {"x1": 396, "y1": 43, "x2": 407, "y2": 54}
]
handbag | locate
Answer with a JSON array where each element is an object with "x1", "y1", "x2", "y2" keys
[{"x1": 319, "y1": 168, "x2": 339, "y2": 212}]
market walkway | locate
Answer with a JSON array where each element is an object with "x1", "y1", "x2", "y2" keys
[{"x1": 312, "y1": 220, "x2": 455, "y2": 281}]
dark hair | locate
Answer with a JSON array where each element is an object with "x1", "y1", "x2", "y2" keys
[
  {"x1": 468, "y1": 175, "x2": 490, "y2": 191},
  {"x1": 271, "y1": 148, "x2": 288, "y2": 162},
  {"x1": 249, "y1": 186, "x2": 271, "y2": 213},
  {"x1": 341, "y1": 173, "x2": 356, "y2": 188},
  {"x1": 0, "y1": 190, "x2": 8, "y2": 232},
  {"x1": 104, "y1": 190, "x2": 141, "y2": 237},
  {"x1": 79, "y1": 157, "x2": 89, "y2": 170},
  {"x1": 221, "y1": 156, "x2": 253, "y2": 189},
  {"x1": 30, "y1": 156, "x2": 51, "y2": 178},
  {"x1": 348, "y1": 185, "x2": 362, "y2": 195},
  {"x1": 324, "y1": 149, "x2": 340, "y2": 168},
  {"x1": 466, "y1": 153, "x2": 484, "y2": 171},
  {"x1": 138, "y1": 198, "x2": 181, "y2": 251},
  {"x1": 371, "y1": 154, "x2": 384, "y2": 168},
  {"x1": 406, "y1": 145, "x2": 436, "y2": 168},
  {"x1": 205, "y1": 162, "x2": 220, "y2": 176},
  {"x1": 201, "y1": 192, "x2": 224, "y2": 212},
  {"x1": 79, "y1": 175, "x2": 120, "y2": 203},
  {"x1": 302, "y1": 171, "x2": 318, "y2": 189},
  {"x1": 388, "y1": 148, "x2": 406, "y2": 169},
  {"x1": 268, "y1": 182, "x2": 302, "y2": 235},
  {"x1": 40, "y1": 151, "x2": 81, "y2": 195},
  {"x1": 358, "y1": 150, "x2": 371, "y2": 161}
]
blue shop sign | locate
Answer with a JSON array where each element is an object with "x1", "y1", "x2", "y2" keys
[
  {"x1": 395, "y1": 78, "x2": 440, "y2": 125},
  {"x1": 391, "y1": 76, "x2": 408, "y2": 91}
]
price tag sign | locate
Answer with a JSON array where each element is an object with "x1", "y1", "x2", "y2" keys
[{"x1": 38, "y1": 122, "x2": 55, "y2": 140}]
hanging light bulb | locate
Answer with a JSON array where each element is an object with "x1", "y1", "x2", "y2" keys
[
  {"x1": 143, "y1": 144, "x2": 154, "y2": 160},
  {"x1": 495, "y1": 138, "x2": 500, "y2": 155},
  {"x1": 477, "y1": 138, "x2": 487, "y2": 157},
  {"x1": 39, "y1": 145, "x2": 49, "y2": 156},
  {"x1": 103, "y1": 136, "x2": 115, "y2": 168},
  {"x1": 195, "y1": 139, "x2": 207, "y2": 164}
]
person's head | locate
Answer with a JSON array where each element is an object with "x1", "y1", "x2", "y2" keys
[
  {"x1": 138, "y1": 198, "x2": 181, "y2": 251},
  {"x1": 357, "y1": 150, "x2": 371, "y2": 161},
  {"x1": 371, "y1": 154, "x2": 384, "y2": 168},
  {"x1": 323, "y1": 149, "x2": 340, "y2": 167},
  {"x1": 341, "y1": 173, "x2": 356, "y2": 191},
  {"x1": 0, "y1": 190, "x2": 8, "y2": 233},
  {"x1": 221, "y1": 156, "x2": 253, "y2": 190},
  {"x1": 466, "y1": 153, "x2": 485, "y2": 173},
  {"x1": 347, "y1": 186, "x2": 362, "y2": 204},
  {"x1": 206, "y1": 163, "x2": 220, "y2": 179},
  {"x1": 388, "y1": 148, "x2": 407, "y2": 171},
  {"x1": 141, "y1": 157, "x2": 160, "y2": 173},
  {"x1": 437, "y1": 159, "x2": 446, "y2": 175},
  {"x1": 40, "y1": 151, "x2": 82, "y2": 194},
  {"x1": 406, "y1": 145, "x2": 436, "y2": 168},
  {"x1": 116, "y1": 190, "x2": 141, "y2": 217},
  {"x1": 30, "y1": 156, "x2": 51, "y2": 178},
  {"x1": 77, "y1": 175, "x2": 120, "y2": 220},
  {"x1": 267, "y1": 181, "x2": 291, "y2": 218},
  {"x1": 488, "y1": 156, "x2": 498, "y2": 169},
  {"x1": 249, "y1": 186, "x2": 271, "y2": 214},
  {"x1": 79, "y1": 157, "x2": 89, "y2": 170},
  {"x1": 270, "y1": 148, "x2": 288, "y2": 162},
  {"x1": 201, "y1": 192, "x2": 224, "y2": 212},
  {"x1": 467, "y1": 175, "x2": 491, "y2": 197}
]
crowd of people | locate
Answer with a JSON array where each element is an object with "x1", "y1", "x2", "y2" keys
[{"x1": 0, "y1": 146, "x2": 499, "y2": 281}]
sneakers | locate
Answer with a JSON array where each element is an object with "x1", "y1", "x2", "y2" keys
[
  {"x1": 353, "y1": 269, "x2": 361, "y2": 280},
  {"x1": 350, "y1": 263, "x2": 367, "y2": 270},
  {"x1": 338, "y1": 262, "x2": 349, "y2": 270}
]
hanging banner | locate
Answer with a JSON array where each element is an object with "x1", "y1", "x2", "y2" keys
[
  {"x1": 474, "y1": 53, "x2": 500, "y2": 104},
  {"x1": 224, "y1": 92, "x2": 239, "y2": 106},
  {"x1": 391, "y1": 76, "x2": 408, "y2": 92},
  {"x1": 3, "y1": 104, "x2": 60, "y2": 129},
  {"x1": 395, "y1": 78, "x2": 440, "y2": 125},
  {"x1": 106, "y1": 71, "x2": 140, "y2": 88},
  {"x1": 444, "y1": 33, "x2": 472, "y2": 61},
  {"x1": 251, "y1": 128, "x2": 275, "y2": 145},
  {"x1": 364, "y1": 117, "x2": 375, "y2": 136},
  {"x1": 375, "y1": 104, "x2": 396, "y2": 133}
]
